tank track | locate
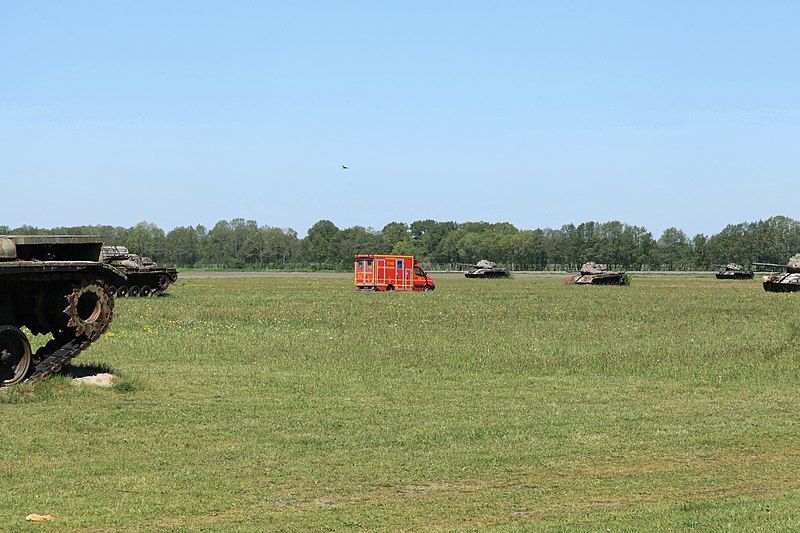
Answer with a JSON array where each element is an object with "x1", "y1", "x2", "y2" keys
[
  {"x1": 0, "y1": 273, "x2": 116, "y2": 387},
  {"x1": 113, "y1": 271, "x2": 177, "y2": 297},
  {"x1": 22, "y1": 335, "x2": 92, "y2": 385}
]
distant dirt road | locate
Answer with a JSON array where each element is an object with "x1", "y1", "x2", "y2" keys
[
  {"x1": 179, "y1": 271, "x2": 351, "y2": 279},
  {"x1": 179, "y1": 271, "x2": 563, "y2": 279}
]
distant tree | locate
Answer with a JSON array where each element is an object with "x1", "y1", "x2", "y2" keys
[
  {"x1": 511, "y1": 230, "x2": 547, "y2": 270},
  {"x1": 432, "y1": 229, "x2": 465, "y2": 265},
  {"x1": 690, "y1": 234, "x2": 708, "y2": 269},
  {"x1": 127, "y1": 221, "x2": 166, "y2": 261},
  {"x1": 391, "y1": 241, "x2": 416, "y2": 256},
  {"x1": 301, "y1": 220, "x2": 342, "y2": 268},
  {"x1": 341, "y1": 226, "x2": 383, "y2": 266},
  {"x1": 262, "y1": 227, "x2": 299, "y2": 267},
  {"x1": 202, "y1": 220, "x2": 236, "y2": 267},
  {"x1": 166, "y1": 226, "x2": 202, "y2": 267},
  {"x1": 11, "y1": 225, "x2": 48, "y2": 235},
  {"x1": 411, "y1": 220, "x2": 457, "y2": 262},
  {"x1": 236, "y1": 220, "x2": 265, "y2": 267},
  {"x1": 705, "y1": 222, "x2": 750, "y2": 266},
  {"x1": 381, "y1": 222, "x2": 411, "y2": 253},
  {"x1": 653, "y1": 227, "x2": 691, "y2": 270}
]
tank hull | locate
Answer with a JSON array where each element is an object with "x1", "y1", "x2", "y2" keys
[
  {"x1": 574, "y1": 273, "x2": 627, "y2": 285},
  {"x1": 465, "y1": 268, "x2": 509, "y2": 278},
  {"x1": 763, "y1": 272, "x2": 800, "y2": 292},
  {"x1": 716, "y1": 271, "x2": 754, "y2": 280},
  {"x1": 0, "y1": 236, "x2": 124, "y2": 386},
  {"x1": 111, "y1": 268, "x2": 178, "y2": 297},
  {"x1": 102, "y1": 246, "x2": 178, "y2": 297}
]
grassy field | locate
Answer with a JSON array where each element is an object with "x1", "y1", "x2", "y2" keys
[{"x1": 2, "y1": 275, "x2": 800, "y2": 531}]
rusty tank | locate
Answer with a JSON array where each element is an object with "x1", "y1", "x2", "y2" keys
[
  {"x1": 570, "y1": 262, "x2": 629, "y2": 285},
  {"x1": 715, "y1": 263, "x2": 754, "y2": 280},
  {"x1": 0, "y1": 235, "x2": 124, "y2": 386},
  {"x1": 756, "y1": 254, "x2": 800, "y2": 292},
  {"x1": 464, "y1": 259, "x2": 510, "y2": 278},
  {"x1": 102, "y1": 246, "x2": 178, "y2": 297}
]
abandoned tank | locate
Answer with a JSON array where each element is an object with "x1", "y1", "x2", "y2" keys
[
  {"x1": 570, "y1": 262, "x2": 629, "y2": 285},
  {"x1": 715, "y1": 263, "x2": 754, "y2": 280},
  {"x1": 758, "y1": 254, "x2": 800, "y2": 292},
  {"x1": 102, "y1": 246, "x2": 178, "y2": 297},
  {"x1": 0, "y1": 235, "x2": 124, "y2": 386},
  {"x1": 465, "y1": 260, "x2": 510, "y2": 278}
]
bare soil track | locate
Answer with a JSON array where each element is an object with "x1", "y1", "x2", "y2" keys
[{"x1": 180, "y1": 271, "x2": 350, "y2": 279}]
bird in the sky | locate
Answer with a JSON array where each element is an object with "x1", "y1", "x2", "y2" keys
[{"x1": 341, "y1": 165, "x2": 349, "y2": 170}]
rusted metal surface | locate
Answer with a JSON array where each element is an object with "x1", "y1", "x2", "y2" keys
[
  {"x1": 0, "y1": 235, "x2": 123, "y2": 386},
  {"x1": 569, "y1": 262, "x2": 629, "y2": 285},
  {"x1": 760, "y1": 254, "x2": 800, "y2": 292},
  {"x1": 464, "y1": 259, "x2": 510, "y2": 278}
]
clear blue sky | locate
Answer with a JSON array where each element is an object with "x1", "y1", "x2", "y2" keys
[{"x1": 2, "y1": 1, "x2": 798, "y2": 238}]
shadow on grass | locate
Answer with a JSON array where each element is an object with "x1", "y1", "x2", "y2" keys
[{"x1": 62, "y1": 362, "x2": 115, "y2": 378}]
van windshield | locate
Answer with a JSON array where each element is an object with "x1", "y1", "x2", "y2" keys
[{"x1": 414, "y1": 266, "x2": 425, "y2": 276}]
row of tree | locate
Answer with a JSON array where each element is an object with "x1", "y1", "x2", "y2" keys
[{"x1": 3, "y1": 216, "x2": 799, "y2": 271}]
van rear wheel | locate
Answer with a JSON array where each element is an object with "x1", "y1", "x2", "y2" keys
[{"x1": 386, "y1": 285, "x2": 394, "y2": 291}]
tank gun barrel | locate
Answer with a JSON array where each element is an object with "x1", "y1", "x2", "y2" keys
[{"x1": 752, "y1": 262, "x2": 784, "y2": 270}]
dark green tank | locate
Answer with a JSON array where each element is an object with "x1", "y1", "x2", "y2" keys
[
  {"x1": 0, "y1": 235, "x2": 124, "y2": 386},
  {"x1": 102, "y1": 246, "x2": 178, "y2": 297}
]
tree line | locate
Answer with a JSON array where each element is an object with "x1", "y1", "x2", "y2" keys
[{"x1": 3, "y1": 215, "x2": 799, "y2": 271}]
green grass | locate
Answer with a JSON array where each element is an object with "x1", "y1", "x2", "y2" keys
[{"x1": 2, "y1": 275, "x2": 800, "y2": 531}]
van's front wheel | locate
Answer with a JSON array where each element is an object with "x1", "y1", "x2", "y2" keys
[{"x1": 423, "y1": 284, "x2": 433, "y2": 291}]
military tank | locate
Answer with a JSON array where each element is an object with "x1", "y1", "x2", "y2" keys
[
  {"x1": 102, "y1": 246, "x2": 178, "y2": 297},
  {"x1": 464, "y1": 259, "x2": 510, "y2": 278},
  {"x1": 715, "y1": 263, "x2": 754, "y2": 280},
  {"x1": 0, "y1": 235, "x2": 124, "y2": 386},
  {"x1": 755, "y1": 254, "x2": 800, "y2": 292},
  {"x1": 569, "y1": 262, "x2": 629, "y2": 285}
]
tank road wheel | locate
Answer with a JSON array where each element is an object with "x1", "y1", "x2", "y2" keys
[
  {"x1": 63, "y1": 281, "x2": 115, "y2": 340},
  {"x1": 158, "y1": 275, "x2": 171, "y2": 290},
  {"x1": 117, "y1": 286, "x2": 129, "y2": 298},
  {"x1": 140, "y1": 285, "x2": 152, "y2": 297},
  {"x1": 128, "y1": 286, "x2": 140, "y2": 297},
  {"x1": 0, "y1": 326, "x2": 32, "y2": 386}
]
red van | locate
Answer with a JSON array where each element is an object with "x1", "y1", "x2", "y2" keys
[{"x1": 354, "y1": 255, "x2": 435, "y2": 291}]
